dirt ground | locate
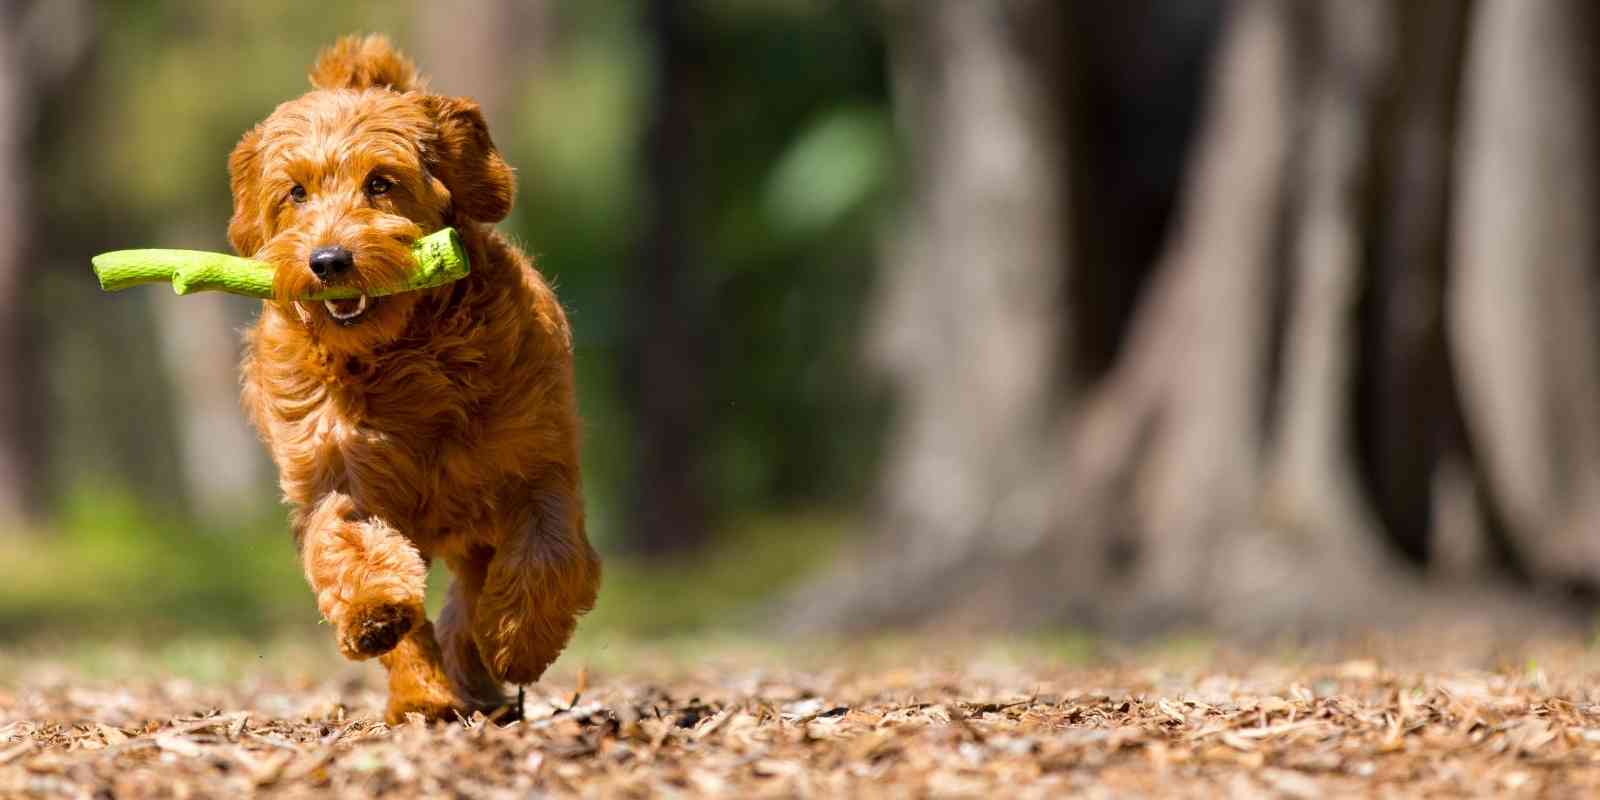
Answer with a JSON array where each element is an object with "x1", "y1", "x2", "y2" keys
[{"x1": 4, "y1": 632, "x2": 1600, "y2": 798}]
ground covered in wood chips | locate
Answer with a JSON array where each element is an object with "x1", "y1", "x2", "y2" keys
[{"x1": 5, "y1": 632, "x2": 1600, "y2": 798}]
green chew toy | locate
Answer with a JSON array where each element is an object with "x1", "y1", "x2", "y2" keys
[{"x1": 90, "y1": 227, "x2": 469, "y2": 300}]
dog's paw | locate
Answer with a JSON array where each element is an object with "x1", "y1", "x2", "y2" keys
[
  {"x1": 339, "y1": 602, "x2": 419, "y2": 659},
  {"x1": 383, "y1": 696, "x2": 465, "y2": 726},
  {"x1": 383, "y1": 696, "x2": 519, "y2": 727}
]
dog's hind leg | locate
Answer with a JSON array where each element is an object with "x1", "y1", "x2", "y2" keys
[
  {"x1": 472, "y1": 487, "x2": 602, "y2": 685},
  {"x1": 295, "y1": 492, "x2": 428, "y2": 661},
  {"x1": 435, "y1": 552, "x2": 515, "y2": 715}
]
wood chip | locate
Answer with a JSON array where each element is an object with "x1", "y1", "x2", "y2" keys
[{"x1": 5, "y1": 634, "x2": 1600, "y2": 796}]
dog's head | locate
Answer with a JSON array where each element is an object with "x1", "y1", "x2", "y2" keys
[{"x1": 227, "y1": 35, "x2": 513, "y2": 353}]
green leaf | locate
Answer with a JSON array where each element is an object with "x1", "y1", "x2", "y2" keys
[{"x1": 763, "y1": 106, "x2": 892, "y2": 238}]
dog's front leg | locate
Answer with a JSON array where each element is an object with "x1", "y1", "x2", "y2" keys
[{"x1": 294, "y1": 492, "x2": 428, "y2": 660}]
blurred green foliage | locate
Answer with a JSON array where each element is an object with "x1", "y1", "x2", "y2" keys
[
  {"x1": 0, "y1": 487, "x2": 305, "y2": 640},
  {"x1": 0, "y1": 484, "x2": 850, "y2": 648}
]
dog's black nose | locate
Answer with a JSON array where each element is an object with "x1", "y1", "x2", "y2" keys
[{"x1": 309, "y1": 246, "x2": 354, "y2": 280}]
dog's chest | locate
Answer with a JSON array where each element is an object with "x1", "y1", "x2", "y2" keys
[
  {"x1": 272, "y1": 372, "x2": 499, "y2": 534},
  {"x1": 249, "y1": 287, "x2": 567, "y2": 544}
]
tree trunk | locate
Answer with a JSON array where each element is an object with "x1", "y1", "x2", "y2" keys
[
  {"x1": 1357, "y1": 0, "x2": 1479, "y2": 572},
  {"x1": 0, "y1": 2, "x2": 99, "y2": 530},
  {"x1": 1115, "y1": 0, "x2": 1292, "y2": 624},
  {"x1": 991, "y1": 0, "x2": 1300, "y2": 631},
  {"x1": 627, "y1": 0, "x2": 713, "y2": 556},
  {"x1": 783, "y1": 0, "x2": 1589, "y2": 637},
  {"x1": 781, "y1": 0, "x2": 1069, "y2": 627},
  {"x1": 0, "y1": 3, "x2": 44, "y2": 527},
  {"x1": 1029, "y1": 0, "x2": 1399, "y2": 632},
  {"x1": 416, "y1": 0, "x2": 547, "y2": 122},
  {"x1": 1450, "y1": 0, "x2": 1600, "y2": 588}
]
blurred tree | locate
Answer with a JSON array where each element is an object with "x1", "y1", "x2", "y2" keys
[
  {"x1": 1062, "y1": 0, "x2": 1219, "y2": 384},
  {"x1": 0, "y1": 0, "x2": 93, "y2": 529},
  {"x1": 1253, "y1": 0, "x2": 1400, "y2": 616},
  {"x1": 417, "y1": 0, "x2": 547, "y2": 120},
  {"x1": 1451, "y1": 0, "x2": 1600, "y2": 588},
  {"x1": 626, "y1": 0, "x2": 712, "y2": 556},
  {"x1": 0, "y1": 1, "x2": 36, "y2": 527},
  {"x1": 1357, "y1": 0, "x2": 1479, "y2": 572},
  {"x1": 612, "y1": 0, "x2": 893, "y2": 556},
  {"x1": 782, "y1": 0, "x2": 1071, "y2": 626},
  {"x1": 786, "y1": 0, "x2": 1590, "y2": 634}
]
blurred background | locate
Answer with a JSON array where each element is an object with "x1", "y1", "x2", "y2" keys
[{"x1": 2, "y1": 0, "x2": 1599, "y2": 669}]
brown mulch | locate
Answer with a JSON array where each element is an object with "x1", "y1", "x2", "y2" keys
[{"x1": 5, "y1": 644, "x2": 1600, "y2": 797}]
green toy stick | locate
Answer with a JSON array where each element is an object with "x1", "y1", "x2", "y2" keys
[{"x1": 91, "y1": 227, "x2": 469, "y2": 300}]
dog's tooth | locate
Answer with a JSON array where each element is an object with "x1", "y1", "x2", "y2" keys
[{"x1": 322, "y1": 294, "x2": 369, "y2": 320}]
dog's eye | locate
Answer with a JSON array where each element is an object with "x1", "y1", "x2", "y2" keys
[
  {"x1": 289, "y1": 184, "x2": 307, "y2": 204},
  {"x1": 365, "y1": 176, "x2": 393, "y2": 196}
]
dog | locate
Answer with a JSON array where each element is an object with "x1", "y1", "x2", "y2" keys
[{"x1": 231, "y1": 35, "x2": 601, "y2": 723}]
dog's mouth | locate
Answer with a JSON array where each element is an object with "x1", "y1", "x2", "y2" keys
[
  {"x1": 295, "y1": 294, "x2": 375, "y2": 326},
  {"x1": 324, "y1": 295, "x2": 370, "y2": 322}
]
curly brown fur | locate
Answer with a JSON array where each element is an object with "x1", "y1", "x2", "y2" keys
[{"x1": 231, "y1": 34, "x2": 601, "y2": 724}]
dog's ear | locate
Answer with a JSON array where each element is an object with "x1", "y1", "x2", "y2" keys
[
  {"x1": 309, "y1": 34, "x2": 420, "y2": 92},
  {"x1": 227, "y1": 126, "x2": 265, "y2": 257},
  {"x1": 423, "y1": 95, "x2": 515, "y2": 224}
]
